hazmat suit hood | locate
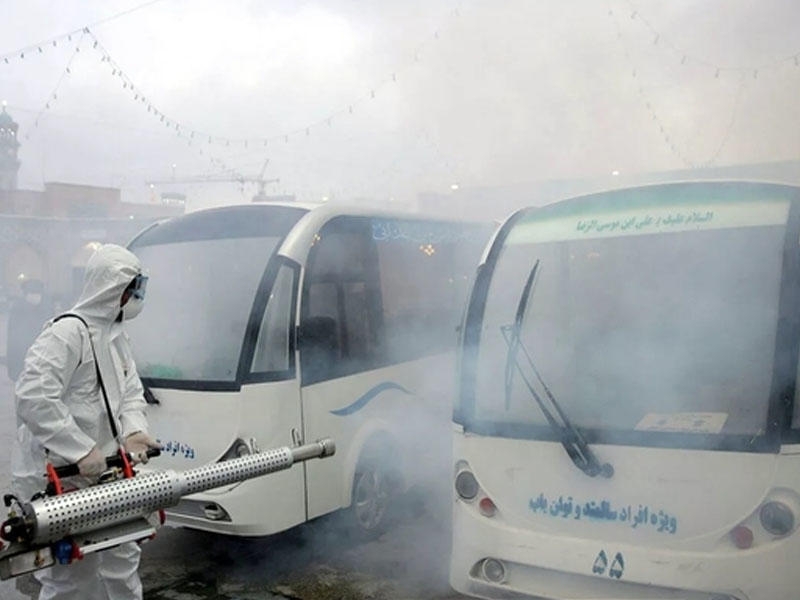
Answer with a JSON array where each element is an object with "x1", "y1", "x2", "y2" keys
[{"x1": 73, "y1": 244, "x2": 142, "y2": 323}]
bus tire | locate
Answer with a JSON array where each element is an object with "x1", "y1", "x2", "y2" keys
[{"x1": 348, "y1": 451, "x2": 401, "y2": 540}]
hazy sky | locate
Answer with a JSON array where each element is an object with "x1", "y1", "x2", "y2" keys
[{"x1": 1, "y1": 0, "x2": 799, "y2": 211}]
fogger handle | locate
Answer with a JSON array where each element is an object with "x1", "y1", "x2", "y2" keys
[{"x1": 52, "y1": 448, "x2": 162, "y2": 478}]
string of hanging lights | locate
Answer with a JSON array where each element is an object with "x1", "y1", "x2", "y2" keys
[{"x1": 1, "y1": 3, "x2": 463, "y2": 150}]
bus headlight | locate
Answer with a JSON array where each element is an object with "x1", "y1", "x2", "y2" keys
[
  {"x1": 219, "y1": 438, "x2": 252, "y2": 462},
  {"x1": 481, "y1": 558, "x2": 506, "y2": 583},
  {"x1": 760, "y1": 501, "x2": 795, "y2": 536},
  {"x1": 202, "y1": 502, "x2": 231, "y2": 521},
  {"x1": 455, "y1": 470, "x2": 479, "y2": 500}
]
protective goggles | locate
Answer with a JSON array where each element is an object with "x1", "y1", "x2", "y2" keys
[{"x1": 129, "y1": 274, "x2": 149, "y2": 300}]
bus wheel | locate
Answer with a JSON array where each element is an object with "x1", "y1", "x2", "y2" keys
[{"x1": 350, "y1": 456, "x2": 399, "y2": 540}]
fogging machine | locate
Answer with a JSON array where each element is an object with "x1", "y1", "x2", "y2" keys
[{"x1": 0, "y1": 438, "x2": 335, "y2": 580}]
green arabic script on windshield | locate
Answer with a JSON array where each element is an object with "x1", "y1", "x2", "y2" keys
[{"x1": 576, "y1": 210, "x2": 714, "y2": 235}]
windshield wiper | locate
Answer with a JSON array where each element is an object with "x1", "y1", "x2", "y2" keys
[{"x1": 502, "y1": 260, "x2": 614, "y2": 479}]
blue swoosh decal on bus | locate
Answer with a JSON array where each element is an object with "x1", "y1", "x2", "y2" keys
[{"x1": 330, "y1": 382, "x2": 412, "y2": 416}]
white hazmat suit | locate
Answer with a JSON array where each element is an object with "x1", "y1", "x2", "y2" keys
[{"x1": 11, "y1": 244, "x2": 155, "y2": 600}]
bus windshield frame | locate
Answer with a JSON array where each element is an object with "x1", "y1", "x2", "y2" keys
[
  {"x1": 456, "y1": 181, "x2": 800, "y2": 453},
  {"x1": 127, "y1": 205, "x2": 307, "y2": 391}
]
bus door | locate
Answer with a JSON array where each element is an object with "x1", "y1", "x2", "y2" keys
[
  {"x1": 233, "y1": 257, "x2": 306, "y2": 530},
  {"x1": 298, "y1": 217, "x2": 384, "y2": 520}
]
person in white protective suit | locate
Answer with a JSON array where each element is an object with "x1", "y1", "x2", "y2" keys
[{"x1": 11, "y1": 243, "x2": 160, "y2": 600}]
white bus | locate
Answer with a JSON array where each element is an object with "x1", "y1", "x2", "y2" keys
[
  {"x1": 451, "y1": 181, "x2": 800, "y2": 600},
  {"x1": 126, "y1": 202, "x2": 492, "y2": 538}
]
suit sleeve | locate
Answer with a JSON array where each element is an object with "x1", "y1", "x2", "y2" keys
[{"x1": 14, "y1": 321, "x2": 96, "y2": 463}]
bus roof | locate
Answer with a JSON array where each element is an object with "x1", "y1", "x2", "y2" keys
[
  {"x1": 506, "y1": 179, "x2": 800, "y2": 223},
  {"x1": 278, "y1": 202, "x2": 491, "y2": 265},
  {"x1": 128, "y1": 201, "x2": 490, "y2": 258}
]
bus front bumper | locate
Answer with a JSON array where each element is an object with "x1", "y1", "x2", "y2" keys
[{"x1": 449, "y1": 502, "x2": 781, "y2": 600}]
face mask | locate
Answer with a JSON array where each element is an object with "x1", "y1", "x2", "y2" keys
[
  {"x1": 25, "y1": 293, "x2": 42, "y2": 305},
  {"x1": 122, "y1": 296, "x2": 144, "y2": 320}
]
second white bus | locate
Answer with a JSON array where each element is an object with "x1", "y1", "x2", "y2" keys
[{"x1": 451, "y1": 180, "x2": 800, "y2": 600}]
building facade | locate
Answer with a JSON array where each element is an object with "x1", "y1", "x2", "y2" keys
[
  {"x1": 0, "y1": 105, "x2": 20, "y2": 192},
  {"x1": 0, "y1": 107, "x2": 183, "y2": 306}
]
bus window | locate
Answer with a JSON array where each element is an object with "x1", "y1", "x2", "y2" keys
[
  {"x1": 374, "y1": 219, "x2": 481, "y2": 364},
  {"x1": 477, "y1": 224, "x2": 782, "y2": 437},
  {"x1": 299, "y1": 314, "x2": 340, "y2": 384},
  {"x1": 250, "y1": 263, "x2": 296, "y2": 375},
  {"x1": 127, "y1": 204, "x2": 305, "y2": 386},
  {"x1": 341, "y1": 280, "x2": 375, "y2": 361},
  {"x1": 129, "y1": 236, "x2": 282, "y2": 382},
  {"x1": 300, "y1": 217, "x2": 382, "y2": 384},
  {"x1": 301, "y1": 281, "x2": 342, "y2": 384}
]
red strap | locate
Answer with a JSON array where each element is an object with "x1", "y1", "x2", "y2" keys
[
  {"x1": 46, "y1": 462, "x2": 63, "y2": 495},
  {"x1": 118, "y1": 448, "x2": 134, "y2": 479},
  {"x1": 70, "y1": 541, "x2": 84, "y2": 561}
]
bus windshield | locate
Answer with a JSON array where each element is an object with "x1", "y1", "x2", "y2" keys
[
  {"x1": 465, "y1": 187, "x2": 791, "y2": 447},
  {"x1": 127, "y1": 205, "x2": 306, "y2": 384}
]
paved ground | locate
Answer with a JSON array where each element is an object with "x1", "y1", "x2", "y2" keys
[
  {"x1": 0, "y1": 312, "x2": 464, "y2": 600},
  {"x1": 138, "y1": 501, "x2": 458, "y2": 600}
]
